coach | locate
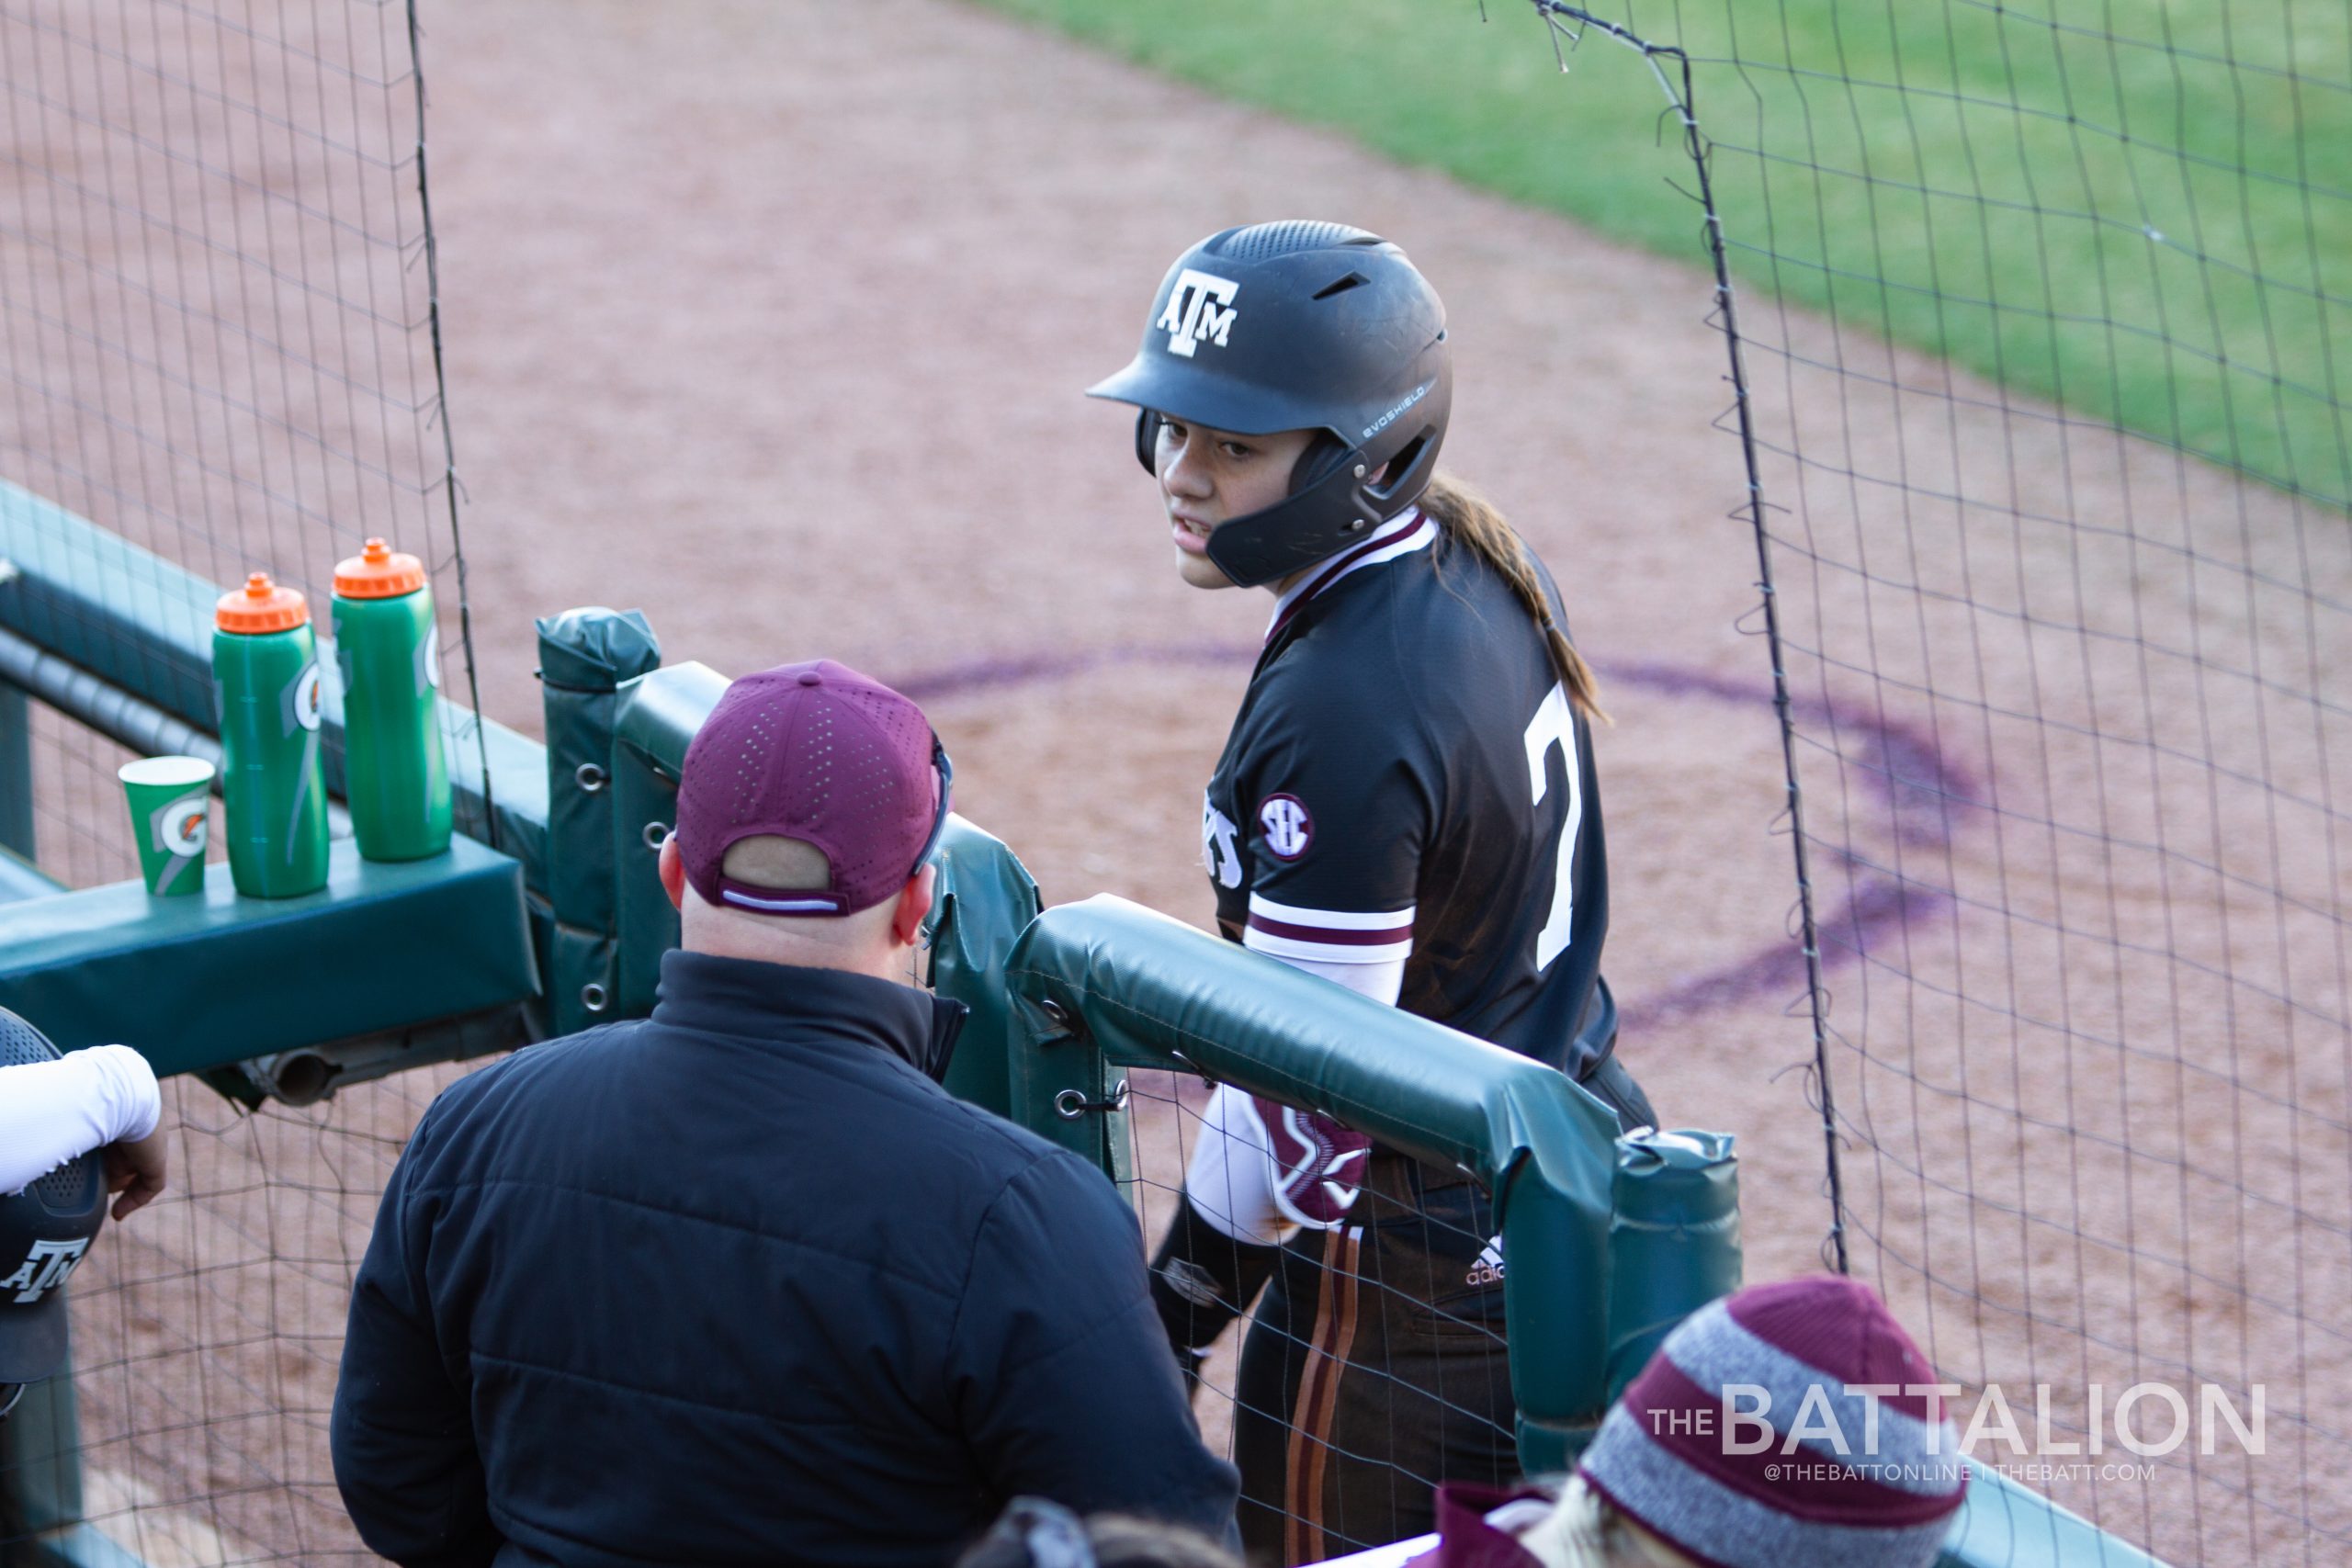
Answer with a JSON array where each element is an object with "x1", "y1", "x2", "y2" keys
[{"x1": 331, "y1": 660, "x2": 1238, "y2": 1567}]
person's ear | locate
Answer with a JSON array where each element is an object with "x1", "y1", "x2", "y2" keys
[
  {"x1": 892, "y1": 863, "x2": 937, "y2": 950},
  {"x1": 658, "y1": 834, "x2": 686, "y2": 911}
]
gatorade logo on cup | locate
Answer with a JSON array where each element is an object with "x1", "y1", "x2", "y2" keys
[
  {"x1": 420, "y1": 623, "x2": 443, "y2": 694},
  {"x1": 157, "y1": 795, "x2": 208, "y2": 857},
  {"x1": 293, "y1": 663, "x2": 322, "y2": 732}
]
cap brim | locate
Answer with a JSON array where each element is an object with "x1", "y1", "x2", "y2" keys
[
  {"x1": 1085, "y1": 354, "x2": 1337, "y2": 439},
  {"x1": 0, "y1": 1288, "x2": 70, "y2": 1383}
]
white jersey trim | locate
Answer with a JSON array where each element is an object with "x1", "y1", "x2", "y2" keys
[
  {"x1": 1264, "y1": 508, "x2": 1436, "y2": 639},
  {"x1": 1246, "y1": 893, "x2": 1418, "y2": 931},
  {"x1": 1244, "y1": 927, "x2": 1414, "y2": 965},
  {"x1": 1250, "y1": 893, "x2": 1411, "y2": 968},
  {"x1": 1244, "y1": 894, "x2": 1416, "y2": 964},
  {"x1": 1250, "y1": 893, "x2": 1411, "y2": 959}
]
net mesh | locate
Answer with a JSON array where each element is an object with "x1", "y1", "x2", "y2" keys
[
  {"x1": 0, "y1": 3, "x2": 488, "y2": 1562},
  {"x1": 4, "y1": 1067, "x2": 483, "y2": 1563},
  {"x1": 16, "y1": 696, "x2": 227, "y2": 890},
  {"x1": 0, "y1": 0, "x2": 482, "y2": 889},
  {"x1": 1121, "y1": 1070, "x2": 1514, "y2": 1564},
  {"x1": 1510, "y1": 2, "x2": 2349, "y2": 1560}
]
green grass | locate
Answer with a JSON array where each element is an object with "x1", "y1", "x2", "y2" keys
[{"x1": 976, "y1": 0, "x2": 2351, "y2": 510}]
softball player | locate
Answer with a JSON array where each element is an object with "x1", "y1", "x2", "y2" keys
[{"x1": 1088, "y1": 221, "x2": 1656, "y2": 1562}]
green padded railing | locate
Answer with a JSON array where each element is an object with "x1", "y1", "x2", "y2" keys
[{"x1": 995, "y1": 893, "x2": 1734, "y2": 1469}]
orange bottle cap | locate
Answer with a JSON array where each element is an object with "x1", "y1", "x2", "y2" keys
[
  {"x1": 333, "y1": 536, "x2": 426, "y2": 599},
  {"x1": 216, "y1": 572, "x2": 310, "y2": 634}
]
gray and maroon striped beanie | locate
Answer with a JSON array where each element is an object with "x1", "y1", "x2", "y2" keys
[{"x1": 1576, "y1": 1277, "x2": 1968, "y2": 1568}]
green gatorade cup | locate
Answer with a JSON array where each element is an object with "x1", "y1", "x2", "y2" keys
[
  {"x1": 214, "y1": 572, "x2": 331, "y2": 898},
  {"x1": 119, "y1": 755, "x2": 213, "y2": 897},
  {"x1": 332, "y1": 538, "x2": 450, "y2": 862}
]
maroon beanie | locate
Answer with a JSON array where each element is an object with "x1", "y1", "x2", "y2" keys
[
  {"x1": 1576, "y1": 1277, "x2": 1968, "y2": 1568},
  {"x1": 674, "y1": 660, "x2": 946, "y2": 917}
]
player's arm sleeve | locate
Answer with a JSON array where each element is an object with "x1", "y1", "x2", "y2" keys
[
  {"x1": 330, "y1": 1121, "x2": 501, "y2": 1568},
  {"x1": 951, "y1": 1153, "x2": 1241, "y2": 1543},
  {"x1": 1229, "y1": 692, "x2": 1429, "y2": 975},
  {"x1": 0, "y1": 1047, "x2": 162, "y2": 1196},
  {"x1": 1180, "y1": 953, "x2": 1397, "y2": 1245},
  {"x1": 1276, "y1": 949, "x2": 1403, "y2": 1004}
]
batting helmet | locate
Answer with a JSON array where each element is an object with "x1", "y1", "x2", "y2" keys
[
  {"x1": 1087, "y1": 220, "x2": 1453, "y2": 588},
  {"x1": 0, "y1": 1009, "x2": 109, "y2": 1421}
]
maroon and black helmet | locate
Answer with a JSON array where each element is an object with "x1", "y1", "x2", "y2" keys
[{"x1": 1087, "y1": 220, "x2": 1453, "y2": 588}]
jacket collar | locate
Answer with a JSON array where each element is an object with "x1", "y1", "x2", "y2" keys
[{"x1": 651, "y1": 950, "x2": 969, "y2": 1082}]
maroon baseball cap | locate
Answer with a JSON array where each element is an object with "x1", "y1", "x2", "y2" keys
[{"x1": 675, "y1": 660, "x2": 951, "y2": 917}]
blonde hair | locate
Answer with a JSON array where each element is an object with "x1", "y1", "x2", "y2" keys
[
  {"x1": 1514, "y1": 1476, "x2": 1698, "y2": 1568},
  {"x1": 1419, "y1": 472, "x2": 1610, "y2": 726}
]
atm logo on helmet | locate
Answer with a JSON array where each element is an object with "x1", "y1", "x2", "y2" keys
[
  {"x1": 1159, "y1": 269, "x2": 1240, "y2": 358},
  {"x1": 3, "y1": 1238, "x2": 91, "y2": 1304}
]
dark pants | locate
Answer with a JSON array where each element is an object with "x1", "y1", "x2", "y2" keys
[{"x1": 1229, "y1": 1055, "x2": 1656, "y2": 1563}]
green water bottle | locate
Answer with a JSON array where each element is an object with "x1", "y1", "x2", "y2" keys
[
  {"x1": 214, "y1": 572, "x2": 331, "y2": 898},
  {"x1": 332, "y1": 537, "x2": 451, "y2": 862}
]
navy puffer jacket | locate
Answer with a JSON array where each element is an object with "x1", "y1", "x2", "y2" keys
[{"x1": 332, "y1": 951, "x2": 1237, "y2": 1567}]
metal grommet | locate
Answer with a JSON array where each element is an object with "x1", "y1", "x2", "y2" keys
[
  {"x1": 1352, "y1": 464, "x2": 1367, "y2": 479},
  {"x1": 1348, "y1": 517, "x2": 1369, "y2": 533},
  {"x1": 1053, "y1": 1079, "x2": 1131, "y2": 1120},
  {"x1": 574, "y1": 762, "x2": 607, "y2": 793},
  {"x1": 1039, "y1": 998, "x2": 1072, "y2": 1032},
  {"x1": 642, "y1": 820, "x2": 671, "y2": 851},
  {"x1": 581, "y1": 982, "x2": 609, "y2": 1012}
]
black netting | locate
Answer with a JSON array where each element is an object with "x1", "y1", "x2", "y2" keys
[
  {"x1": 1503, "y1": 3, "x2": 2348, "y2": 1561},
  {"x1": 2, "y1": 1067, "x2": 492, "y2": 1562},
  {"x1": 0, "y1": 0, "x2": 485, "y2": 891},
  {"x1": 1120, "y1": 1070, "x2": 1513, "y2": 1563}
]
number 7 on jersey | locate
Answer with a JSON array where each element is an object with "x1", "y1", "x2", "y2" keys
[{"x1": 1521, "y1": 682, "x2": 1581, "y2": 973}]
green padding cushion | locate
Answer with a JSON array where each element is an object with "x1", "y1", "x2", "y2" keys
[{"x1": 0, "y1": 833, "x2": 537, "y2": 1076}]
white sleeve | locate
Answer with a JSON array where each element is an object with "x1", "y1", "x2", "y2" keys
[
  {"x1": 1182, "y1": 1084, "x2": 1289, "y2": 1246},
  {"x1": 1181, "y1": 949, "x2": 1402, "y2": 1243},
  {"x1": 0, "y1": 1046, "x2": 163, "y2": 1196},
  {"x1": 1273, "y1": 950, "x2": 1405, "y2": 1006}
]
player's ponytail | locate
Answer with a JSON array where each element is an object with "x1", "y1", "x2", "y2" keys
[{"x1": 1419, "y1": 474, "x2": 1611, "y2": 726}]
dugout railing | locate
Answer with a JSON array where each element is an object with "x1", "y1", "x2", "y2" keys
[{"x1": 0, "y1": 541, "x2": 2161, "y2": 1564}]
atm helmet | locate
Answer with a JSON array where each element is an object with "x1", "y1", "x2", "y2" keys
[
  {"x1": 0, "y1": 1009, "x2": 108, "y2": 1420},
  {"x1": 1087, "y1": 220, "x2": 1453, "y2": 588}
]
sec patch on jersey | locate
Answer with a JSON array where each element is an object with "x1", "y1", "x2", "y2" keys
[{"x1": 1257, "y1": 794, "x2": 1313, "y2": 860}]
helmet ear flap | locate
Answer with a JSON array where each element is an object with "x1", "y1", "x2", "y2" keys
[
  {"x1": 1133, "y1": 410, "x2": 1163, "y2": 477},
  {"x1": 1288, "y1": 433, "x2": 1353, "y2": 496}
]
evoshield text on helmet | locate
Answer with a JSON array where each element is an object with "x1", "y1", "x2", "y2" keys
[
  {"x1": 0, "y1": 1008, "x2": 109, "y2": 1421},
  {"x1": 1087, "y1": 221, "x2": 1453, "y2": 588}
]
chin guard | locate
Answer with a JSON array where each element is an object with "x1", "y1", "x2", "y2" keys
[{"x1": 1204, "y1": 423, "x2": 1444, "y2": 589}]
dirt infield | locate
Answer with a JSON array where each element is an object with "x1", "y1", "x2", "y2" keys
[
  {"x1": 16, "y1": 0, "x2": 2346, "y2": 1562},
  {"x1": 423, "y1": 0, "x2": 1829, "y2": 1256}
]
